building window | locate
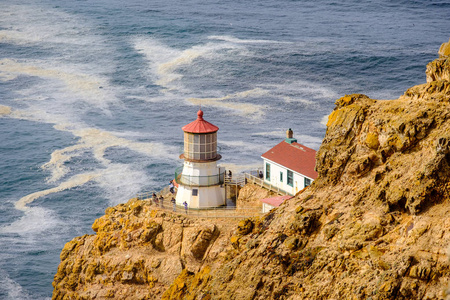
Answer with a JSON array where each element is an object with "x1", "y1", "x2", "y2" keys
[
  {"x1": 192, "y1": 189, "x2": 198, "y2": 196},
  {"x1": 280, "y1": 171, "x2": 283, "y2": 182},
  {"x1": 287, "y1": 170, "x2": 293, "y2": 187},
  {"x1": 265, "y1": 163, "x2": 270, "y2": 181},
  {"x1": 304, "y1": 177, "x2": 311, "y2": 187}
]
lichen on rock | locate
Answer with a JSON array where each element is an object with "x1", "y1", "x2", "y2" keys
[{"x1": 52, "y1": 199, "x2": 235, "y2": 299}]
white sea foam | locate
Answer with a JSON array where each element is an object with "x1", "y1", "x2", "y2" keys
[
  {"x1": 187, "y1": 88, "x2": 269, "y2": 119},
  {"x1": 251, "y1": 131, "x2": 323, "y2": 150},
  {"x1": 190, "y1": 99, "x2": 266, "y2": 119},
  {"x1": 295, "y1": 135, "x2": 324, "y2": 150},
  {"x1": 320, "y1": 114, "x2": 330, "y2": 126},
  {"x1": 134, "y1": 37, "x2": 190, "y2": 90},
  {"x1": 107, "y1": 130, "x2": 154, "y2": 138},
  {"x1": 0, "y1": 2, "x2": 119, "y2": 125},
  {"x1": 223, "y1": 140, "x2": 270, "y2": 154},
  {"x1": 70, "y1": 127, "x2": 177, "y2": 161},
  {"x1": 0, "y1": 207, "x2": 61, "y2": 236},
  {"x1": 15, "y1": 172, "x2": 99, "y2": 211},
  {"x1": 41, "y1": 144, "x2": 86, "y2": 183},
  {"x1": 96, "y1": 163, "x2": 157, "y2": 206},
  {"x1": 17, "y1": 157, "x2": 162, "y2": 212},
  {"x1": 3, "y1": 101, "x2": 177, "y2": 207},
  {"x1": 219, "y1": 162, "x2": 263, "y2": 174},
  {"x1": 134, "y1": 37, "x2": 244, "y2": 92},
  {"x1": 190, "y1": 88, "x2": 268, "y2": 102},
  {"x1": 0, "y1": 4, "x2": 101, "y2": 47},
  {"x1": 0, "y1": 3, "x2": 146, "y2": 210},
  {"x1": 0, "y1": 59, "x2": 115, "y2": 111},
  {"x1": 208, "y1": 35, "x2": 291, "y2": 44},
  {"x1": 157, "y1": 47, "x2": 210, "y2": 76},
  {"x1": 40, "y1": 124, "x2": 177, "y2": 183},
  {"x1": 133, "y1": 36, "x2": 335, "y2": 121},
  {"x1": 0, "y1": 269, "x2": 33, "y2": 300},
  {"x1": 263, "y1": 80, "x2": 338, "y2": 104},
  {"x1": 6, "y1": 108, "x2": 77, "y2": 133},
  {"x1": 252, "y1": 130, "x2": 286, "y2": 137},
  {"x1": 134, "y1": 35, "x2": 272, "y2": 118},
  {"x1": 282, "y1": 96, "x2": 315, "y2": 105}
]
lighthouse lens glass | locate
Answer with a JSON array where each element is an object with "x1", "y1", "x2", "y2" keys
[{"x1": 183, "y1": 132, "x2": 218, "y2": 160}]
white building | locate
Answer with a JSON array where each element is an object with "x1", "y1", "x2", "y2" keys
[
  {"x1": 260, "y1": 195, "x2": 293, "y2": 213},
  {"x1": 175, "y1": 110, "x2": 226, "y2": 208},
  {"x1": 261, "y1": 129, "x2": 318, "y2": 196}
]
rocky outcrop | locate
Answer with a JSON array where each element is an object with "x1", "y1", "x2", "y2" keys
[
  {"x1": 236, "y1": 183, "x2": 277, "y2": 210},
  {"x1": 439, "y1": 38, "x2": 450, "y2": 58},
  {"x1": 52, "y1": 200, "x2": 237, "y2": 299},
  {"x1": 316, "y1": 90, "x2": 450, "y2": 216},
  {"x1": 53, "y1": 41, "x2": 450, "y2": 299},
  {"x1": 423, "y1": 39, "x2": 450, "y2": 98},
  {"x1": 447, "y1": 246, "x2": 450, "y2": 300}
]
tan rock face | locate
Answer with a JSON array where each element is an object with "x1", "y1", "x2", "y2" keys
[
  {"x1": 439, "y1": 38, "x2": 450, "y2": 57},
  {"x1": 52, "y1": 200, "x2": 236, "y2": 299},
  {"x1": 53, "y1": 40, "x2": 450, "y2": 300},
  {"x1": 236, "y1": 183, "x2": 276, "y2": 210},
  {"x1": 426, "y1": 58, "x2": 450, "y2": 83}
]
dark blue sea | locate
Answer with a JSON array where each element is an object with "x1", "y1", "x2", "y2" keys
[{"x1": 0, "y1": 0, "x2": 449, "y2": 298}]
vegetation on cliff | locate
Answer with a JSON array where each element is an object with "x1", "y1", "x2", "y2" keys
[{"x1": 53, "y1": 40, "x2": 450, "y2": 299}]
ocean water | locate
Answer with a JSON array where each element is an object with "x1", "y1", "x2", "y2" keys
[{"x1": 0, "y1": 0, "x2": 449, "y2": 298}]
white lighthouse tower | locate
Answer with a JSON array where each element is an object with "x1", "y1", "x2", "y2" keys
[{"x1": 175, "y1": 110, "x2": 226, "y2": 208}]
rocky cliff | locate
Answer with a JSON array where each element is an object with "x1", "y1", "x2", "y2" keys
[{"x1": 53, "y1": 40, "x2": 450, "y2": 299}]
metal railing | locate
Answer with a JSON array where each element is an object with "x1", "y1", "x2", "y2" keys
[
  {"x1": 134, "y1": 169, "x2": 291, "y2": 219},
  {"x1": 224, "y1": 173, "x2": 245, "y2": 186},
  {"x1": 243, "y1": 173, "x2": 292, "y2": 196},
  {"x1": 135, "y1": 192, "x2": 262, "y2": 219},
  {"x1": 174, "y1": 166, "x2": 225, "y2": 187}
]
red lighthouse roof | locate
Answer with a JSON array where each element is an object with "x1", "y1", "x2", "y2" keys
[{"x1": 182, "y1": 110, "x2": 219, "y2": 133}]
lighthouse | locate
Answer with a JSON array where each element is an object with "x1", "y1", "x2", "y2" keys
[{"x1": 175, "y1": 110, "x2": 226, "y2": 208}]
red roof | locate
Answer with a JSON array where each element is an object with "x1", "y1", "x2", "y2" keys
[
  {"x1": 182, "y1": 110, "x2": 219, "y2": 133},
  {"x1": 260, "y1": 195, "x2": 292, "y2": 207},
  {"x1": 261, "y1": 140, "x2": 318, "y2": 179}
]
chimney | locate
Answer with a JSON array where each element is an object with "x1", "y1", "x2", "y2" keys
[
  {"x1": 285, "y1": 128, "x2": 297, "y2": 144},
  {"x1": 286, "y1": 128, "x2": 293, "y2": 139}
]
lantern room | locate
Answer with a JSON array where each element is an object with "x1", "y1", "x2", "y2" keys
[{"x1": 181, "y1": 110, "x2": 221, "y2": 162}]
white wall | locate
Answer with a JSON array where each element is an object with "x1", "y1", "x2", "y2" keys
[
  {"x1": 176, "y1": 160, "x2": 226, "y2": 208},
  {"x1": 262, "y1": 203, "x2": 275, "y2": 213},
  {"x1": 176, "y1": 184, "x2": 225, "y2": 208},
  {"x1": 263, "y1": 158, "x2": 313, "y2": 195},
  {"x1": 179, "y1": 161, "x2": 224, "y2": 186},
  {"x1": 182, "y1": 161, "x2": 222, "y2": 176}
]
